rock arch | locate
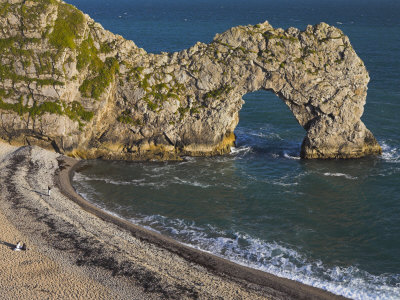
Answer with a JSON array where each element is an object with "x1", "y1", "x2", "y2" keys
[
  {"x1": 113, "y1": 21, "x2": 380, "y2": 159},
  {"x1": 0, "y1": 1, "x2": 381, "y2": 160}
]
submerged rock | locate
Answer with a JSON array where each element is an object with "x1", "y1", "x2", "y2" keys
[{"x1": 0, "y1": 0, "x2": 381, "y2": 159}]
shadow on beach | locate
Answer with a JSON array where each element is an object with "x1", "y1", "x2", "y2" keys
[
  {"x1": 0, "y1": 240, "x2": 16, "y2": 250},
  {"x1": 21, "y1": 186, "x2": 48, "y2": 197}
]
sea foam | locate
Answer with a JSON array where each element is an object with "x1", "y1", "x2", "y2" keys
[
  {"x1": 230, "y1": 146, "x2": 252, "y2": 156},
  {"x1": 74, "y1": 170, "x2": 400, "y2": 299},
  {"x1": 283, "y1": 151, "x2": 301, "y2": 160},
  {"x1": 127, "y1": 214, "x2": 400, "y2": 300},
  {"x1": 381, "y1": 141, "x2": 400, "y2": 163},
  {"x1": 323, "y1": 173, "x2": 358, "y2": 180}
]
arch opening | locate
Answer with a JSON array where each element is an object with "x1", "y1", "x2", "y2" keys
[{"x1": 235, "y1": 90, "x2": 305, "y2": 159}]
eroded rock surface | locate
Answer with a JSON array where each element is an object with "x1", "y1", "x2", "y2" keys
[{"x1": 0, "y1": 0, "x2": 381, "y2": 159}]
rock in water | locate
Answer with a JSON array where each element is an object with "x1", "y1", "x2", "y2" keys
[{"x1": 0, "y1": 0, "x2": 381, "y2": 159}]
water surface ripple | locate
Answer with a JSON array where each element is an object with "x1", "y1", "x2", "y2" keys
[{"x1": 70, "y1": 1, "x2": 400, "y2": 298}]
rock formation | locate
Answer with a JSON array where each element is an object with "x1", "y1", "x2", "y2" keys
[{"x1": 0, "y1": 0, "x2": 381, "y2": 160}]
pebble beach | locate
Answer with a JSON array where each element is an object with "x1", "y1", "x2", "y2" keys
[{"x1": 0, "y1": 142, "x2": 343, "y2": 299}]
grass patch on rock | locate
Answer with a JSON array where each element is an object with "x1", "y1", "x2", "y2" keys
[
  {"x1": 48, "y1": 2, "x2": 84, "y2": 50},
  {"x1": 204, "y1": 85, "x2": 233, "y2": 100},
  {"x1": 117, "y1": 110, "x2": 142, "y2": 126},
  {"x1": 79, "y1": 57, "x2": 120, "y2": 99},
  {"x1": 0, "y1": 94, "x2": 93, "y2": 129}
]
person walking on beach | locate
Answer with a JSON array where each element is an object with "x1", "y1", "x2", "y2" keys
[{"x1": 47, "y1": 186, "x2": 51, "y2": 197}]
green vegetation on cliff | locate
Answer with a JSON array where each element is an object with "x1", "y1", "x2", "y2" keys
[
  {"x1": 76, "y1": 33, "x2": 120, "y2": 99},
  {"x1": 0, "y1": 97, "x2": 63, "y2": 119},
  {"x1": 125, "y1": 65, "x2": 187, "y2": 112},
  {"x1": 0, "y1": 3, "x2": 10, "y2": 17},
  {"x1": 0, "y1": 91, "x2": 93, "y2": 129},
  {"x1": 48, "y1": 2, "x2": 84, "y2": 50},
  {"x1": 19, "y1": 0, "x2": 55, "y2": 31},
  {"x1": 117, "y1": 110, "x2": 142, "y2": 126},
  {"x1": 204, "y1": 85, "x2": 233, "y2": 100},
  {"x1": 0, "y1": 0, "x2": 115, "y2": 131},
  {"x1": 0, "y1": 60, "x2": 64, "y2": 86},
  {"x1": 76, "y1": 37, "x2": 97, "y2": 71},
  {"x1": 62, "y1": 101, "x2": 94, "y2": 128},
  {"x1": 263, "y1": 32, "x2": 298, "y2": 43},
  {"x1": 79, "y1": 57, "x2": 120, "y2": 99}
]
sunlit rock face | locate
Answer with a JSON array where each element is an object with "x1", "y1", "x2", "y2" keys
[{"x1": 0, "y1": 0, "x2": 381, "y2": 160}]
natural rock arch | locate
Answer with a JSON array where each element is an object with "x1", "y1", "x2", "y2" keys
[{"x1": 0, "y1": 1, "x2": 381, "y2": 159}]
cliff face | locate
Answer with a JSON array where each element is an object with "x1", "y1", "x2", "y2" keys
[{"x1": 0, "y1": 0, "x2": 381, "y2": 160}]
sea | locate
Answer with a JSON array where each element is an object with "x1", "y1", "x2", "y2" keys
[{"x1": 68, "y1": 0, "x2": 400, "y2": 299}]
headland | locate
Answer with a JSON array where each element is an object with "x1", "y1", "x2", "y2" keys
[{"x1": 0, "y1": 0, "x2": 381, "y2": 160}]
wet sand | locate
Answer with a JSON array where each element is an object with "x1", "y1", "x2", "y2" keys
[{"x1": 0, "y1": 142, "x2": 346, "y2": 299}]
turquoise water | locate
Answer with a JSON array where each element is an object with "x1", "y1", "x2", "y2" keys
[{"x1": 70, "y1": 1, "x2": 400, "y2": 298}]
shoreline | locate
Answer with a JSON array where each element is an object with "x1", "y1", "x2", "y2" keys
[{"x1": 0, "y1": 143, "x2": 346, "y2": 299}]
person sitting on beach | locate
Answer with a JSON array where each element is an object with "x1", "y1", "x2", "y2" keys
[{"x1": 13, "y1": 241, "x2": 27, "y2": 251}]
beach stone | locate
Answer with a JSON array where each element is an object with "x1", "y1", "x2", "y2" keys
[{"x1": 0, "y1": 0, "x2": 381, "y2": 159}]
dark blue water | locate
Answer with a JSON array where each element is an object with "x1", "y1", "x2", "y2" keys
[{"x1": 70, "y1": 1, "x2": 400, "y2": 298}]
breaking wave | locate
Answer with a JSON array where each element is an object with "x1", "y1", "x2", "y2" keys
[
  {"x1": 380, "y1": 141, "x2": 400, "y2": 163},
  {"x1": 127, "y1": 214, "x2": 400, "y2": 300},
  {"x1": 71, "y1": 138, "x2": 400, "y2": 300},
  {"x1": 283, "y1": 151, "x2": 301, "y2": 160},
  {"x1": 323, "y1": 172, "x2": 358, "y2": 180},
  {"x1": 230, "y1": 146, "x2": 252, "y2": 156}
]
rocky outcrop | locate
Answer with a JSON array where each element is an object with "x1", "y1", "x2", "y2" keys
[{"x1": 0, "y1": 0, "x2": 381, "y2": 159}]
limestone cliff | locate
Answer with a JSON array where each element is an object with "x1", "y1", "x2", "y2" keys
[{"x1": 0, "y1": 0, "x2": 381, "y2": 159}]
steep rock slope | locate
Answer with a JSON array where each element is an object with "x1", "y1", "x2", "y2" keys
[{"x1": 0, "y1": 0, "x2": 381, "y2": 159}]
